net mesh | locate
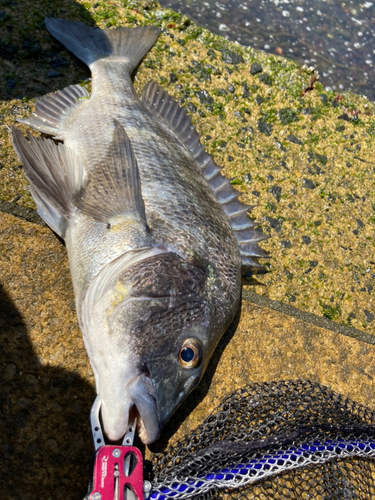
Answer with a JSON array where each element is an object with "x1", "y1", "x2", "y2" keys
[{"x1": 150, "y1": 380, "x2": 375, "y2": 500}]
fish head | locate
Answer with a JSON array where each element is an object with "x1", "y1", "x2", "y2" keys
[
  {"x1": 95, "y1": 295, "x2": 209, "y2": 445},
  {"x1": 82, "y1": 249, "x2": 216, "y2": 445}
]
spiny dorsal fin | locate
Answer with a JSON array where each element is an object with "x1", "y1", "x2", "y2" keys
[
  {"x1": 17, "y1": 84, "x2": 89, "y2": 138},
  {"x1": 142, "y1": 81, "x2": 269, "y2": 268},
  {"x1": 77, "y1": 119, "x2": 147, "y2": 228},
  {"x1": 11, "y1": 126, "x2": 82, "y2": 237},
  {"x1": 45, "y1": 18, "x2": 160, "y2": 72}
]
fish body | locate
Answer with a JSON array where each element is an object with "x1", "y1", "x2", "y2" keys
[{"x1": 11, "y1": 19, "x2": 267, "y2": 444}]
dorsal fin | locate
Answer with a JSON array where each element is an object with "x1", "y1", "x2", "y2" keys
[
  {"x1": 17, "y1": 84, "x2": 89, "y2": 138},
  {"x1": 77, "y1": 119, "x2": 147, "y2": 228},
  {"x1": 142, "y1": 81, "x2": 269, "y2": 268},
  {"x1": 11, "y1": 126, "x2": 82, "y2": 237}
]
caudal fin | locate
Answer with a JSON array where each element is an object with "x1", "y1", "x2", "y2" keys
[{"x1": 45, "y1": 18, "x2": 160, "y2": 71}]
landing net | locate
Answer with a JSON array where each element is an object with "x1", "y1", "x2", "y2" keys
[{"x1": 150, "y1": 380, "x2": 375, "y2": 499}]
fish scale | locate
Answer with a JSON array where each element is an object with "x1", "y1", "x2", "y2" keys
[{"x1": 11, "y1": 18, "x2": 266, "y2": 445}]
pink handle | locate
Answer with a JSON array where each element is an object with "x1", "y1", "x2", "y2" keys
[{"x1": 89, "y1": 446, "x2": 145, "y2": 500}]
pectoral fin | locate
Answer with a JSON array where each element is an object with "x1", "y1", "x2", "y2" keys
[{"x1": 77, "y1": 119, "x2": 147, "y2": 229}]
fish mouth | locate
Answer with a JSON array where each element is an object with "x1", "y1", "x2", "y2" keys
[{"x1": 100, "y1": 373, "x2": 160, "y2": 445}]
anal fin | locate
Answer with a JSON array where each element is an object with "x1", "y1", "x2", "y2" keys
[
  {"x1": 77, "y1": 119, "x2": 147, "y2": 230},
  {"x1": 18, "y1": 84, "x2": 89, "y2": 137},
  {"x1": 142, "y1": 81, "x2": 268, "y2": 269}
]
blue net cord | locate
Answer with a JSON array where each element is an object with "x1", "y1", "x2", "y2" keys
[{"x1": 151, "y1": 438, "x2": 375, "y2": 500}]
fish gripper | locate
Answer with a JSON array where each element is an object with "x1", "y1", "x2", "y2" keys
[{"x1": 84, "y1": 396, "x2": 151, "y2": 500}]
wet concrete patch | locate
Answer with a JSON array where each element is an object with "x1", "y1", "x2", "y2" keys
[
  {"x1": 0, "y1": 200, "x2": 45, "y2": 226},
  {"x1": 159, "y1": 0, "x2": 375, "y2": 100}
]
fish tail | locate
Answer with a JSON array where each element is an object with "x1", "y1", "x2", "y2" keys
[{"x1": 45, "y1": 18, "x2": 160, "y2": 72}]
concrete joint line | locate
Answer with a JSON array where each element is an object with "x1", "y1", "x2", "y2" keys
[{"x1": 243, "y1": 289, "x2": 375, "y2": 347}]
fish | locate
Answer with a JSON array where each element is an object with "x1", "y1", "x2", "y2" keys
[{"x1": 11, "y1": 18, "x2": 268, "y2": 444}]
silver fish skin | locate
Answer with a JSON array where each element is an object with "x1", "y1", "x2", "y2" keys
[{"x1": 11, "y1": 19, "x2": 267, "y2": 444}]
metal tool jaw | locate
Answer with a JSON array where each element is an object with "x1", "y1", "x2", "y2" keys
[{"x1": 84, "y1": 396, "x2": 152, "y2": 500}]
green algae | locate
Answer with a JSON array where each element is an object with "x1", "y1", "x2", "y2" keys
[{"x1": 0, "y1": 0, "x2": 375, "y2": 336}]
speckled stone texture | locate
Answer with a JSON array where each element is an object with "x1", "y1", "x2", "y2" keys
[{"x1": 1, "y1": 1, "x2": 375, "y2": 498}]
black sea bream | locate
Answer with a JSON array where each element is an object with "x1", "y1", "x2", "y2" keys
[{"x1": 11, "y1": 18, "x2": 268, "y2": 444}]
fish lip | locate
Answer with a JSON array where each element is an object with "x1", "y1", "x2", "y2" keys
[
  {"x1": 100, "y1": 372, "x2": 160, "y2": 445},
  {"x1": 132, "y1": 393, "x2": 160, "y2": 444}
]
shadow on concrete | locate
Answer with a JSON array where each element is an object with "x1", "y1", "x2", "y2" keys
[
  {"x1": 0, "y1": 0, "x2": 94, "y2": 101},
  {"x1": 0, "y1": 283, "x2": 95, "y2": 500}
]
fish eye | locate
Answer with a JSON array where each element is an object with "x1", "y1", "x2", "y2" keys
[{"x1": 178, "y1": 338, "x2": 202, "y2": 369}]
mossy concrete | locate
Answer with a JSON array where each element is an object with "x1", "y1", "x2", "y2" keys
[{"x1": 1, "y1": 0, "x2": 375, "y2": 334}]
